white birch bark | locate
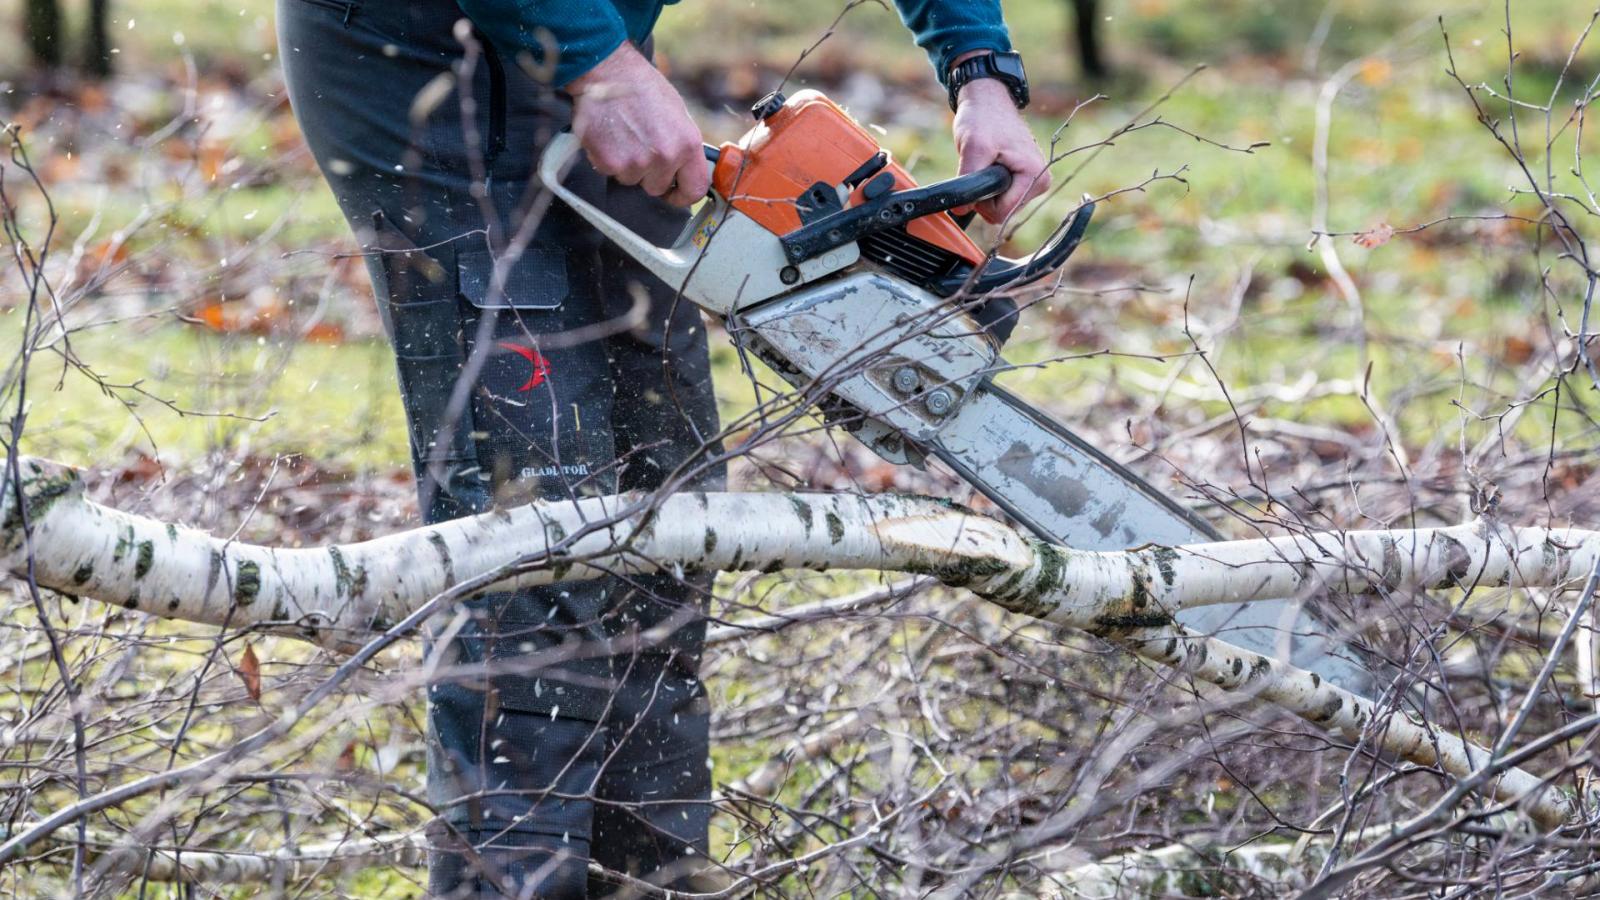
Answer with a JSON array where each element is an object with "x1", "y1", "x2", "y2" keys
[
  {"x1": 0, "y1": 455, "x2": 1588, "y2": 828},
  {"x1": 63, "y1": 830, "x2": 429, "y2": 884},
  {"x1": 1042, "y1": 823, "x2": 1407, "y2": 898}
]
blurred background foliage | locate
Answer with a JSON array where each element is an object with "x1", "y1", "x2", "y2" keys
[{"x1": 0, "y1": 0, "x2": 1592, "y2": 492}]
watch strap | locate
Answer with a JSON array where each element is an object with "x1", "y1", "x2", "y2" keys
[{"x1": 946, "y1": 51, "x2": 1030, "y2": 112}]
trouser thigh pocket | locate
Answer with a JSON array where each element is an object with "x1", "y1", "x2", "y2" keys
[
  {"x1": 368, "y1": 213, "x2": 487, "y2": 520},
  {"x1": 454, "y1": 243, "x2": 620, "y2": 505}
]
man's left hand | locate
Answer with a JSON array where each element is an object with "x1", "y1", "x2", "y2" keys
[{"x1": 952, "y1": 77, "x2": 1052, "y2": 224}]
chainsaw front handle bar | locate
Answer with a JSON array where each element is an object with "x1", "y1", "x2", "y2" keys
[
  {"x1": 778, "y1": 165, "x2": 1011, "y2": 265},
  {"x1": 537, "y1": 132, "x2": 720, "y2": 291}
]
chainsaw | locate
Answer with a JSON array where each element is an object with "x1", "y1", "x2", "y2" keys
[{"x1": 540, "y1": 89, "x2": 1372, "y2": 692}]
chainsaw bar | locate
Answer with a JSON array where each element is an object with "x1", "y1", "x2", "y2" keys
[{"x1": 928, "y1": 380, "x2": 1375, "y2": 692}]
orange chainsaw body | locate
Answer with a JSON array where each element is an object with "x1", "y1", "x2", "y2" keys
[{"x1": 711, "y1": 90, "x2": 986, "y2": 268}]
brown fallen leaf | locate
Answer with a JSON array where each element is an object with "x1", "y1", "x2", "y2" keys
[
  {"x1": 198, "y1": 139, "x2": 228, "y2": 183},
  {"x1": 237, "y1": 643, "x2": 262, "y2": 701},
  {"x1": 1503, "y1": 335, "x2": 1535, "y2": 365},
  {"x1": 303, "y1": 321, "x2": 346, "y2": 344},
  {"x1": 1353, "y1": 223, "x2": 1396, "y2": 249},
  {"x1": 336, "y1": 740, "x2": 358, "y2": 772}
]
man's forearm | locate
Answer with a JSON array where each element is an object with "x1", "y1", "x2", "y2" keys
[{"x1": 890, "y1": 0, "x2": 1012, "y2": 79}]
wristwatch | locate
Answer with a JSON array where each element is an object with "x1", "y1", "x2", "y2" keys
[{"x1": 946, "y1": 51, "x2": 1030, "y2": 112}]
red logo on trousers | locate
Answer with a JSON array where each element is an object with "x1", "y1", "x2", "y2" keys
[{"x1": 498, "y1": 342, "x2": 551, "y2": 391}]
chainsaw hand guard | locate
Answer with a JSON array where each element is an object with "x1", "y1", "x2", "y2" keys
[{"x1": 938, "y1": 200, "x2": 1095, "y2": 297}]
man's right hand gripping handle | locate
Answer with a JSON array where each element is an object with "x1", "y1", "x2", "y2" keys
[{"x1": 567, "y1": 42, "x2": 710, "y2": 208}]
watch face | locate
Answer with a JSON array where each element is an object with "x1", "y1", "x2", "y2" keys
[{"x1": 994, "y1": 52, "x2": 1026, "y2": 81}]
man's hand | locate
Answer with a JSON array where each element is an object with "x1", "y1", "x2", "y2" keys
[
  {"x1": 568, "y1": 42, "x2": 708, "y2": 207},
  {"x1": 952, "y1": 77, "x2": 1051, "y2": 224}
]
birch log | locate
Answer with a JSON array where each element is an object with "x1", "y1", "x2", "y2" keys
[
  {"x1": 1045, "y1": 824, "x2": 1407, "y2": 898},
  {"x1": 1, "y1": 455, "x2": 1590, "y2": 827}
]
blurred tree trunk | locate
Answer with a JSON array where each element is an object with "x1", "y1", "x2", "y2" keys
[
  {"x1": 84, "y1": 0, "x2": 113, "y2": 77},
  {"x1": 23, "y1": 0, "x2": 63, "y2": 68},
  {"x1": 1069, "y1": 0, "x2": 1108, "y2": 80}
]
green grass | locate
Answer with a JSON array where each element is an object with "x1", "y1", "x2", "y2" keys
[{"x1": 7, "y1": 320, "x2": 407, "y2": 470}]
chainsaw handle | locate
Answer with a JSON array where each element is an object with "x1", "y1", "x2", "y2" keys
[
  {"x1": 910, "y1": 164, "x2": 1013, "y2": 211},
  {"x1": 779, "y1": 165, "x2": 1011, "y2": 264},
  {"x1": 537, "y1": 132, "x2": 719, "y2": 289}
]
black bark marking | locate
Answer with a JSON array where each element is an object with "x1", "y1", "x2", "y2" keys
[
  {"x1": 989, "y1": 568, "x2": 1028, "y2": 602},
  {"x1": 428, "y1": 532, "x2": 455, "y2": 585},
  {"x1": 329, "y1": 547, "x2": 368, "y2": 598},
  {"x1": 205, "y1": 550, "x2": 224, "y2": 599},
  {"x1": 1032, "y1": 542, "x2": 1066, "y2": 597},
  {"x1": 1379, "y1": 536, "x2": 1402, "y2": 591},
  {"x1": 7, "y1": 466, "x2": 80, "y2": 531},
  {"x1": 1093, "y1": 612, "x2": 1175, "y2": 632},
  {"x1": 1150, "y1": 546, "x2": 1179, "y2": 588},
  {"x1": 1130, "y1": 573, "x2": 1150, "y2": 610},
  {"x1": 112, "y1": 525, "x2": 134, "y2": 563},
  {"x1": 788, "y1": 497, "x2": 813, "y2": 537},
  {"x1": 1434, "y1": 534, "x2": 1474, "y2": 589},
  {"x1": 234, "y1": 560, "x2": 261, "y2": 605},
  {"x1": 134, "y1": 540, "x2": 154, "y2": 580}
]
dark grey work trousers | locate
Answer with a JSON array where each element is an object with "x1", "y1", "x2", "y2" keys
[{"x1": 277, "y1": 2, "x2": 724, "y2": 895}]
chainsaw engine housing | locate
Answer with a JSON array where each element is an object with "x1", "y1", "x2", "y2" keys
[{"x1": 712, "y1": 90, "x2": 986, "y2": 294}]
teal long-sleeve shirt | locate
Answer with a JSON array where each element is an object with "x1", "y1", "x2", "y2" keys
[{"x1": 455, "y1": 0, "x2": 1012, "y2": 89}]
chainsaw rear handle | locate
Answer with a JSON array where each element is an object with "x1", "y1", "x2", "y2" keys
[
  {"x1": 779, "y1": 165, "x2": 1011, "y2": 265},
  {"x1": 536, "y1": 131, "x2": 719, "y2": 290}
]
